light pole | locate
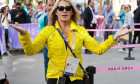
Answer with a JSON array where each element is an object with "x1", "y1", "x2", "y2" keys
[{"x1": 99, "y1": 0, "x2": 102, "y2": 16}]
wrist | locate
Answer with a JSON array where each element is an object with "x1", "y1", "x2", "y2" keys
[{"x1": 113, "y1": 34, "x2": 119, "y2": 41}]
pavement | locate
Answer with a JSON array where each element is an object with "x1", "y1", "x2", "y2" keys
[{"x1": 1, "y1": 46, "x2": 140, "y2": 84}]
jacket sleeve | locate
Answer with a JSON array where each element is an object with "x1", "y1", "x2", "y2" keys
[
  {"x1": 82, "y1": 27, "x2": 117, "y2": 55},
  {"x1": 19, "y1": 27, "x2": 50, "y2": 56},
  {"x1": 23, "y1": 5, "x2": 28, "y2": 14}
]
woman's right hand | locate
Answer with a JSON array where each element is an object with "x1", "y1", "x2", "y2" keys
[{"x1": 9, "y1": 22, "x2": 27, "y2": 35}]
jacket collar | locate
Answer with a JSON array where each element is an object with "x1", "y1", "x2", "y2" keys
[{"x1": 55, "y1": 20, "x2": 78, "y2": 31}]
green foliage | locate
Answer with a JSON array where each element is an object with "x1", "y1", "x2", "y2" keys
[
  {"x1": 6, "y1": 0, "x2": 9, "y2": 5},
  {"x1": 16, "y1": 0, "x2": 33, "y2": 4}
]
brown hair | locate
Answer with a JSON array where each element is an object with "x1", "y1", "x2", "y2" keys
[{"x1": 24, "y1": 0, "x2": 30, "y2": 7}]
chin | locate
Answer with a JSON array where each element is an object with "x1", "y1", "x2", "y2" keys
[{"x1": 61, "y1": 19, "x2": 70, "y2": 22}]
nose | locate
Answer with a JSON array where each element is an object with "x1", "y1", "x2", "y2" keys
[{"x1": 63, "y1": 9, "x2": 67, "y2": 12}]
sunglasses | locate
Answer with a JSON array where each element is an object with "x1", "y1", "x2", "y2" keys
[
  {"x1": 57, "y1": 6, "x2": 72, "y2": 11},
  {"x1": 126, "y1": 7, "x2": 129, "y2": 9}
]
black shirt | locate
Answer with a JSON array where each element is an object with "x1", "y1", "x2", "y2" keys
[{"x1": 10, "y1": 9, "x2": 28, "y2": 23}]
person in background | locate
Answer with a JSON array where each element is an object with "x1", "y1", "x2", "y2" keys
[
  {"x1": 84, "y1": 0, "x2": 98, "y2": 54},
  {"x1": 0, "y1": 7, "x2": 11, "y2": 49},
  {"x1": 118, "y1": 4, "x2": 126, "y2": 25},
  {"x1": 10, "y1": 4, "x2": 16, "y2": 24},
  {"x1": 122, "y1": 4, "x2": 133, "y2": 53},
  {"x1": 118, "y1": 4, "x2": 127, "y2": 52},
  {"x1": 103, "y1": 3, "x2": 115, "y2": 41},
  {"x1": 29, "y1": 4, "x2": 35, "y2": 23},
  {"x1": 10, "y1": 2, "x2": 28, "y2": 23},
  {"x1": 133, "y1": 0, "x2": 140, "y2": 44},
  {"x1": 76, "y1": 4, "x2": 83, "y2": 26},
  {"x1": 38, "y1": 0, "x2": 55, "y2": 82},
  {"x1": 34, "y1": 1, "x2": 45, "y2": 23},
  {"x1": 23, "y1": 0, "x2": 32, "y2": 23}
]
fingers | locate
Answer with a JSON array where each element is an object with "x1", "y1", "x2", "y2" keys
[
  {"x1": 15, "y1": 22, "x2": 20, "y2": 26},
  {"x1": 128, "y1": 28, "x2": 134, "y2": 32},
  {"x1": 9, "y1": 24, "x2": 18, "y2": 29},
  {"x1": 120, "y1": 27, "x2": 125, "y2": 30}
]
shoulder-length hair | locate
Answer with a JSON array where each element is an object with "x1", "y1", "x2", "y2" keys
[
  {"x1": 49, "y1": 0, "x2": 79, "y2": 26},
  {"x1": 24, "y1": 0, "x2": 30, "y2": 7}
]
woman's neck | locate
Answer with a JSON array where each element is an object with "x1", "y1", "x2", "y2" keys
[{"x1": 58, "y1": 20, "x2": 71, "y2": 30}]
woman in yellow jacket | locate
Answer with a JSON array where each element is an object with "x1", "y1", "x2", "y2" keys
[{"x1": 10, "y1": 0, "x2": 133, "y2": 84}]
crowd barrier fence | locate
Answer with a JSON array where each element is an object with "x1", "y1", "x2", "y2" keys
[{"x1": 86, "y1": 65, "x2": 140, "y2": 84}]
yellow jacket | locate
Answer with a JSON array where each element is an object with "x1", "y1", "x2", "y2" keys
[{"x1": 19, "y1": 21, "x2": 117, "y2": 81}]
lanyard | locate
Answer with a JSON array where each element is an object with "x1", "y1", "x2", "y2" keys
[
  {"x1": 106, "y1": 11, "x2": 110, "y2": 20},
  {"x1": 57, "y1": 28, "x2": 76, "y2": 50},
  {"x1": 72, "y1": 30, "x2": 76, "y2": 49}
]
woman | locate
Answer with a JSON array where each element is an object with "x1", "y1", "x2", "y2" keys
[
  {"x1": 10, "y1": 0, "x2": 133, "y2": 84},
  {"x1": 122, "y1": 4, "x2": 134, "y2": 53},
  {"x1": 119, "y1": 4, "x2": 126, "y2": 25},
  {"x1": 34, "y1": 1, "x2": 45, "y2": 23},
  {"x1": 118, "y1": 4, "x2": 126, "y2": 52},
  {"x1": 29, "y1": 4, "x2": 35, "y2": 23},
  {"x1": 23, "y1": 0, "x2": 32, "y2": 23}
]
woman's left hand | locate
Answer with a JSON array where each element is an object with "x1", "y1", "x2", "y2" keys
[{"x1": 113, "y1": 27, "x2": 134, "y2": 41}]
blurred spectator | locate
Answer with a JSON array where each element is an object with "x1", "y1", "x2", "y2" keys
[
  {"x1": 10, "y1": 2, "x2": 28, "y2": 23},
  {"x1": 118, "y1": 4, "x2": 126, "y2": 25},
  {"x1": 84, "y1": 0, "x2": 98, "y2": 54},
  {"x1": 76, "y1": 4, "x2": 83, "y2": 26},
  {"x1": 0, "y1": 6, "x2": 11, "y2": 49},
  {"x1": 133, "y1": 0, "x2": 140, "y2": 44},
  {"x1": 29, "y1": 4, "x2": 35, "y2": 23},
  {"x1": 118, "y1": 4, "x2": 126, "y2": 53},
  {"x1": 5, "y1": 6, "x2": 10, "y2": 13},
  {"x1": 23, "y1": 0, "x2": 32, "y2": 23},
  {"x1": 38, "y1": 0, "x2": 55, "y2": 82},
  {"x1": 122, "y1": 4, "x2": 133, "y2": 53},
  {"x1": 34, "y1": 1, "x2": 45, "y2": 23},
  {"x1": 103, "y1": 3, "x2": 115, "y2": 41},
  {"x1": 10, "y1": 4, "x2": 16, "y2": 24}
]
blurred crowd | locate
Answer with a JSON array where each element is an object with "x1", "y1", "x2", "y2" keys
[{"x1": 0, "y1": 0, "x2": 139, "y2": 53}]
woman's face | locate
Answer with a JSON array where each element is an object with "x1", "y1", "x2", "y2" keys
[
  {"x1": 125, "y1": 5, "x2": 130, "y2": 12},
  {"x1": 55, "y1": 1, "x2": 73, "y2": 22},
  {"x1": 26, "y1": 0, "x2": 29, "y2": 4}
]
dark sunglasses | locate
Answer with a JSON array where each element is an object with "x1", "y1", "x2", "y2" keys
[
  {"x1": 126, "y1": 7, "x2": 129, "y2": 9},
  {"x1": 57, "y1": 6, "x2": 72, "y2": 11}
]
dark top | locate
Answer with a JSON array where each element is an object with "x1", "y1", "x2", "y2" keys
[
  {"x1": 83, "y1": 7, "x2": 93, "y2": 29},
  {"x1": 134, "y1": 6, "x2": 140, "y2": 28},
  {"x1": 10, "y1": 9, "x2": 28, "y2": 23}
]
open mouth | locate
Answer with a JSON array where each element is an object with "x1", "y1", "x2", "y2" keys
[{"x1": 62, "y1": 15, "x2": 68, "y2": 17}]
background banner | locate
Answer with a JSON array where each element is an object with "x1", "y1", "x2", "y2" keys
[
  {"x1": 0, "y1": 26, "x2": 6, "y2": 55},
  {"x1": 8, "y1": 23, "x2": 39, "y2": 49}
]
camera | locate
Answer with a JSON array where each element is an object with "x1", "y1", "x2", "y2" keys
[
  {"x1": 57, "y1": 76, "x2": 66, "y2": 84},
  {"x1": 18, "y1": 12, "x2": 22, "y2": 15},
  {"x1": 0, "y1": 7, "x2": 5, "y2": 13}
]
